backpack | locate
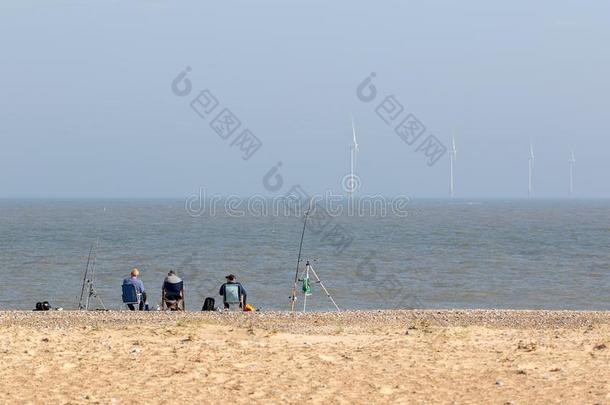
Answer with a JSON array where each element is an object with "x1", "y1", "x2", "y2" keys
[
  {"x1": 202, "y1": 297, "x2": 215, "y2": 311},
  {"x1": 35, "y1": 301, "x2": 51, "y2": 311}
]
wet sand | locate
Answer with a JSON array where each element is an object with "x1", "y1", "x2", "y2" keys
[{"x1": 1, "y1": 310, "x2": 609, "y2": 404}]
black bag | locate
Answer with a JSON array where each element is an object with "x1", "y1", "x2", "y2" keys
[
  {"x1": 202, "y1": 297, "x2": 215, "y2": 311},
  {"x1": 35, "y1": 301, "x2": 51, "y2": 311}
]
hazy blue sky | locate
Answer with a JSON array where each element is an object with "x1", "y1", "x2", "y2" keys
[{"x1": 1, "y1": 1, "x2": 608, "y2": 198}]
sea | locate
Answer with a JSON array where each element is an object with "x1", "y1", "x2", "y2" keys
[{"x1": 1, "y1": 199, "x2": 609, "y2": 311}]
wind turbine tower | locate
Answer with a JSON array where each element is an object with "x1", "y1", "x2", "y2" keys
[
  {"x1": 450, "y1": 135, "x2": 457, "y2": 198},
  {"x1": 349, "y1": 113, "x2": 359, "y2": 195},
  {"x1": 528, "y1": 140, "x2": 535, "y2": 198},
  {"x1": 569, "y1": 151, "x2": 576, "y2": 196}
]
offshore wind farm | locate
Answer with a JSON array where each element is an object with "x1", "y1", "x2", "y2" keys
[
  {"x1": 350, "y1": 122, "x2": 578, "y2": 199},
  {"x1": 440, "y1": 135, "x2": 577, "y2": 199}
]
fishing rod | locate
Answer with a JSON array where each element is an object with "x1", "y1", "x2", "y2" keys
[
  {"x1": 290, "y1": 206, "x2": 310, "y2": 312},
  {"x1": 78, "y1": 243, "x2": 95, "y2": 309},
  {"x1": 78, "y1": 207, "x2": 107, "y2": 310},
  {"x1": 85, "y1": 236, "x2": 102, "y2": 310}
]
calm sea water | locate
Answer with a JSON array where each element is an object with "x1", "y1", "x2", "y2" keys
[{"x1": 1, "y1": 199, "x2": 609, "y2": 311}]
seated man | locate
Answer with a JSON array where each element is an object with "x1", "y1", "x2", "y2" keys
[
  {"x1": 123, "y1": 268, "x2": 146, "y2": 311},
  {"x1": 219, "y1": 274, "x2": 247, "y2": 310},
  {"x1": 162, "y1": 270, "x2": 185, "y2": 311}
]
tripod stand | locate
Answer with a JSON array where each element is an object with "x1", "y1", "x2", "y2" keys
[
  {"x1": 298, "y1": 260, "x2": 340, "y2": 312},
  {"x1": 78, "y1": 240, "x2": 106, "y2": 310},
  {"x1": 289, "y1": 208, "x2": 340, "y2": 312}
]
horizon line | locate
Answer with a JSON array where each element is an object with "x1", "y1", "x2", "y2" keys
[{"x1": 1, "y1": 196, "x2": 609, "y2": 201}]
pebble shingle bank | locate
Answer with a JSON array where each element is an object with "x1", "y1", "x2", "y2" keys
[{"x1": 2, "y1": 309, "x2": 610, "y2": 333}]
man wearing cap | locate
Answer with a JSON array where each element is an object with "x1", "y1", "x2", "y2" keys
[
  {"x1": 219, "y1": 274, "x2": 247, "y2": 310},
  {"x1": 123, "y1": 268, "x2": 147, "y2": 310}
]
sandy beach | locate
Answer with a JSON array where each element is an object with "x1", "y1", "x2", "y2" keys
[{"x1": 1, "y1": 310, "x2": 609, "y2": 404}]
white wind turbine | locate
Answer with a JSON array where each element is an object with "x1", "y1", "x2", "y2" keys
[
  {"x1": 349, "y1": 113, "x2": 359, "y2": 195},
  {"x1": 450, "y1": 134, "x2": 457, "y2": 198},
  {"x1": 569, "y1": 151, "x2": 576, "y2": 196},
  {"x1": 528, "y1": 140, "x2": 535, "y2": 198}
]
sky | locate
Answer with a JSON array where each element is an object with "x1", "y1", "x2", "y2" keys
[{"x1": 0, "y1": 0, "x2": 609, "y2": 198}]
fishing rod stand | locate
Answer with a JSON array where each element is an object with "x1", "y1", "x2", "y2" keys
[
  {"x1": 289, "y1": 207, "x2": 340, "y2": 312},
  {"x1": 78, "y1": 241, "x2": 107, "y2": 311},
  {"x1": 80, "y1": 278, "x2": 106, "y2": 311},
  {"x1": 297, "y1": 260, "x2": 340, "y2": 312}
]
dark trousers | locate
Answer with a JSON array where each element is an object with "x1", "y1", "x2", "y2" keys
[{"x1": 128, "y1": 292, "x2": 147, "y2": 311}]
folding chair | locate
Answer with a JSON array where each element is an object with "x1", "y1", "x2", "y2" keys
[
  {"x1": 223, "y1": 284, "x2": 243, "y2": 311},
  {"x1": 162, "y1": 280, "x2": 185, "y2": 311},
  {"x1": 122, "y1": 283, "x2": 141, "y2": 311}
]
